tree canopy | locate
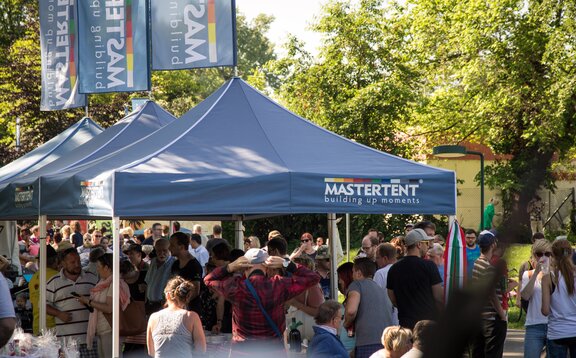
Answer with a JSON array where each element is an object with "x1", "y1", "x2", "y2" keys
[{"x1": 268, "y1": 0, "x2": 576, "y2": 238}]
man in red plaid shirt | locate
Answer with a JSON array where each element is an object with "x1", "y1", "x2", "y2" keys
[{"x1": 204, "y1": 248, "x2": 320, "y2": 356}]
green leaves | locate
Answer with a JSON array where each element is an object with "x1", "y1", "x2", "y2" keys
[{"x1": 268, "y1": 0, "x2": 419, "y2": 156}]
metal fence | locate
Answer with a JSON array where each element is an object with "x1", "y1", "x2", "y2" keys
[{"x1": 542, "y1": 188, "x2": 575, "y2": 233}]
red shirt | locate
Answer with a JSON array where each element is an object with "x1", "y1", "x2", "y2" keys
[{"x1": 204, "y1": 263, "x2": 320, "y2": 343}]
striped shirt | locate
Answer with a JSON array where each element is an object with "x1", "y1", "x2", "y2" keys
[
  {"x1": 472, "y1": 256, "x2": 503, "y2": 320},
  {"x1": 46, "y1": 269, "x2": 98, "y2": 343}
]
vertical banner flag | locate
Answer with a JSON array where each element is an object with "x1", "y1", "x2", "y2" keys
[
  {"x1": 78, "y1": 0, "x2": 150, "y2": 93},
  {"x1": 39, "y1": 0, "x2": 86, "y2": 111},
  {"x1": 150, "y1": 0, "x2": 237, "y2": 70},
  {"x1": 443, "y1": 219, "x2": 467, "y2": 304}
]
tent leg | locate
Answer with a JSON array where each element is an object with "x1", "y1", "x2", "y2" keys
[
  {"x1": 345, "y1": 214, "x2": 350, "y2": 262},
  {"x1": 39, "y1": 215, "x2": 47, "y2": 333},
  {"x1": 169, "y1": 220, "x2": 174, "y2": 236},
  {"x1": 234, "y1": 219, "x2": 243, "y2": 250},
  {"x1": 112, "y1": 217, "x2": 120, "y2": 358},
  {"x1": 327, "y1": 214, "x2": 338, "y2": 300}
]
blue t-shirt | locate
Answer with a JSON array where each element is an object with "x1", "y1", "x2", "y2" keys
[
  {"x1": 319, "y1": 276, "x2": 331, "y2": 300},
  {"x1": 437, "y1": 265, "x2": 445, "y2": 284},
  {"x1": 466, "y1": 246, "x2": 481, "y2": 278}
]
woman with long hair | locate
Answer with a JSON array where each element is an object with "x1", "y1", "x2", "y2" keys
[
  {"x1": 520, "y1": 239, "x2": 552, "y2": 357},
  {"x1": 542, "y1": 239, "x2": 576, "y2": 357},
  {"x1": 147, "y1": 276, "x2": 206, "y2": 357}
]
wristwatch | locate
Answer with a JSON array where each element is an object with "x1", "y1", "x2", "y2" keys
[{"x1": 282, "y1": 258, "x2": 290, "y2": 268}]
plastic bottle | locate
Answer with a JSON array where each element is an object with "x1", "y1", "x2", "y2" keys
[
  {"x1": 541, "y1": 256, "x2": 550, "y2": 275},
  {"x1": 288, "y1": 318, "x2": 302, "y2": 352}
]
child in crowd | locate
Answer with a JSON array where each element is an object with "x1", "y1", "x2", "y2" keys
[{"x1": 14, "y1": 293, "x2": 33, "y2": 333}]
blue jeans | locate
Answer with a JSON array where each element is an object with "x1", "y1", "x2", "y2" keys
[
  {"x1": 524, "y1": 324, "x2": 547, "y2": 358},
  {"x1": 548, "y1": 337, "x2": 574, "y2": 358},
  {"x1": 524, "y1": 324, "x2": 568, "y2": 358}
]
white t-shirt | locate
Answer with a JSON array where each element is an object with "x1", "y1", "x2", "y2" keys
[
  {"x1": 521, "y1": 270, "x2": 548, "y2": 326},
  {"x1": 373, "y1": 264, "x2": 399, "y2": 325},
  {"x1": 0, "y1": 273, "x2": 16, "y2": 319},
  {"x1": 548, "y1": 271, "x2": 576, "y2": 340},
  {"x1": 189, "y1": 245, "x2": 209, "y2": 276}
]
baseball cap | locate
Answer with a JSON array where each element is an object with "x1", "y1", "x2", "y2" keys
[
  {"x1": 477, "y1": 230, "x2": 496, "y2": 248},
  {"x1": 244, "y1": 248, "x2": 269, "y2": 264},
  {"x1": 315, "y1": 245, "x2": 330, "y2": 260},
  {"x1": 404, "y1": 228, "x2": 433, "y2": 246}
]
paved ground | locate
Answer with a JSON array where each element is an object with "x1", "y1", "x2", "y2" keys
[{"x1": 504, "y1": 329, "x2": 524, "y2": 357}]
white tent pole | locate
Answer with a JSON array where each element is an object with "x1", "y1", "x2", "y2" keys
[
  {"x1": 234, "y1": 218, "x2": 243, "y2": 250},
  {"x1": 39, "y1": 214, "x2": 47, "y2": 332},
  {"x1": 327, "y1": 213, "x2": 338, "y2": 300},
  {"x1": 169, "y1": 220, "x2": 174, "y2": 235},
  {"x1": 345, "y1": 213, "x2": 350, "y2": 262},
  {"x1": 112, "y1": 216, "x2": 120, "y2": 358}
]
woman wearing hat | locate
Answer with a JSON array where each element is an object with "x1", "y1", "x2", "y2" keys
[{"x1": 124, "y1": 244, "x2": 149, "y2": 271}]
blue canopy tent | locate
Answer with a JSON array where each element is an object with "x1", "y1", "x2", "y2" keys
[
  {"x1": 0, "y1": 104, "x2": 174, "y2": 345},
  {"x1": 0, "y1": 116, "x2": 102, "y2": 332},
  {"x1": 31, "y1": 79, "x2": 456, "y2": 355},
  {"x1": 0, "y1": 101, "x2": 176, "y2": 220},
  {"x1": 38, "y1": 78, "x2": 456, "y2": 219},
  {"x1": 0, "y1": 117, "x2": 102, "y2": 183}
]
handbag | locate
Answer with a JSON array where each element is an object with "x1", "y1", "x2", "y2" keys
[
  {"x1": 285, "y1": 289, "x2": 316, "y2": 341},
  {"x1": 104, "y1": 299, "x2": 147, "y2": 336}
]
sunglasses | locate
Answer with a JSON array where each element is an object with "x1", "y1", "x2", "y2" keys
[
  {"x1": 301, "y1": 239, "x2": 311, "y2": 243},
  {"x1": 535, "y1": 252, "x2": 551, "y2": 258},
  {"x1": 244, "y1": 240, "x2": 251, "y2": 244}
]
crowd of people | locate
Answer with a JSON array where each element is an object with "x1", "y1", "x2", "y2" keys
[{"x1": 2, "y1": 219, "x2": 576, "y2": 358}]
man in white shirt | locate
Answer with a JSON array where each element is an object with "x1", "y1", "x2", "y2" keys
[
  {"x1": 374, "y1": 243, "x2": 399, "y2": 325},
  {"x1": 189, "y1": 233, "x2": 209, "y2": 276}
]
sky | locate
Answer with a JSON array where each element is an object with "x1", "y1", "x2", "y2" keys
[{"x1": 235, "y1": 0, "x2": 325, "y2": 55}]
